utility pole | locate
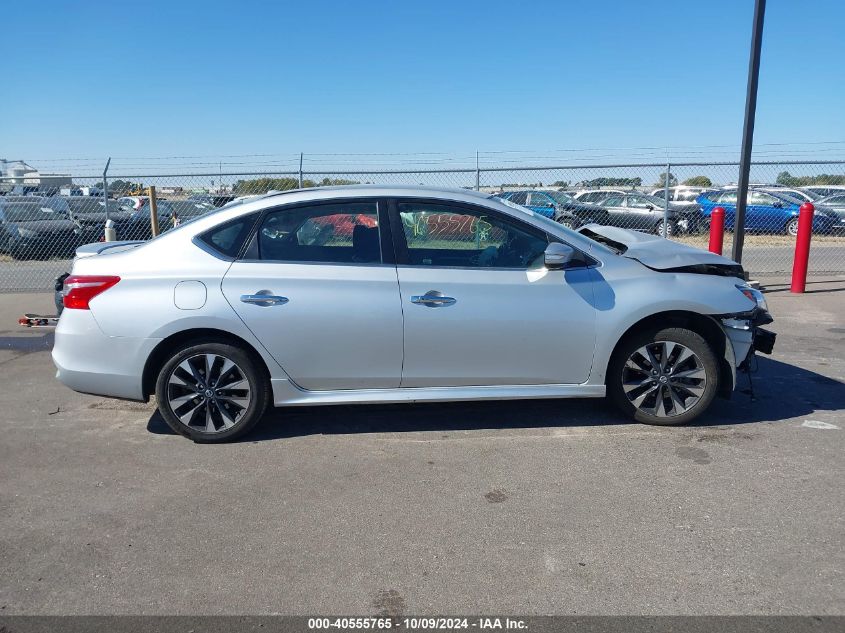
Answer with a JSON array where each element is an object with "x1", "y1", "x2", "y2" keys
[{"x1": 732, "y1": 0, "x2": 766, "y2": 264}]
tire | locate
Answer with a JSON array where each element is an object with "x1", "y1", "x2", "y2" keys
[
  {"x1": 655, "y1": 220, "x2": 674, "y2": 237},
  {"x1": 607, "y1": 327, "x2": 719, "y2": 426},
  {"x1": 557, "y1": 216, "x2": 579, "y2": 230},
  {"x1": 785, "y1": 217, "x2": 800, "y2": 237},
  {"x1": 155, "y1": 340, "x2": 270, "y2": 443}
]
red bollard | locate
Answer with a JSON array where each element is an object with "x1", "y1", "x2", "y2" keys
[
  {"x1": 790, "y1": 202, "x2": 815, "y2": 293},
  {"x1": 708, "y1": 206, "x2": 726, "y2": 255}
]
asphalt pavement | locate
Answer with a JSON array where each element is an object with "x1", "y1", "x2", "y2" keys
[{"x1": 0, "y1": 281, "x2": 843, "y2": 615}]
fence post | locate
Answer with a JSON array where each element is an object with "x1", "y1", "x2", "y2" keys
[
  {"x1": 662, "y1": 163, "x2": 670, "y2": 237},
  {"x1": 148, "y1": 186, "x2": 160, "y2": 237},
  {"x1": 299, "y1": 153, "x2": 304, "y2": 188},
  {"x1": 709, "y1": 207, "x2": 726, "y2": 255},
  {"x1": 475, "y1": 151, "x2": 480, "y2": 191},
  {"x1": 102, "y1": 157, "x2": 111, "y2": 224},
  {"x1": 790, "y1": 203, "x2": 814, "y2": 293}
]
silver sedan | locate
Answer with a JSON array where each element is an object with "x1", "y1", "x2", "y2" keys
[{"x1": 52, "y1": 186, "x2": 775, "y2": 442}]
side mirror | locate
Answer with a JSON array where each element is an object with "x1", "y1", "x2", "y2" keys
[
  {"x1": 544, "y1": 242, "x2": 576, "y2": 270},
  {"x1": 546, "y1": 202, "x2": 555, "y2": 208},
  {"x1": 772, "y1": 201, "x2": 782, "y2": 208},
  {"x1": 645, "y1": 204, "x2": 654, "y2": 210}
]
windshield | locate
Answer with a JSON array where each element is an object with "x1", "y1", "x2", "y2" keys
[
  {"x1": 66, "y1": 198, "x2": 109, "y2": 214},
  {"x1": 767, "y1": 191, "x2": 804, "y2": 205},
  {"x1": 491, "y1": 195, "x2": 617, "y2": 256},
  {"x1": 2, "y1": 203, "x2": 60, "y2": 222},
  {"x1": 548, "y1": 191, "x2": 577, "y2": 205}
]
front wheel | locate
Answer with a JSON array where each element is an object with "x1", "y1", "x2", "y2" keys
[
  {"x1": 155, "y1": 341, "x2": 270, "y2": 442},
  {"x1": 785, "y1": 217, "x2": 800, "y2": 236},
  {"x1": 607, "y1": 327, "x2": 719, "y2": 425}
]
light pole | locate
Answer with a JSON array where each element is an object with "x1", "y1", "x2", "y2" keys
[{"x1": 732, "y1": 0, "x2": 766, "y2": 265}]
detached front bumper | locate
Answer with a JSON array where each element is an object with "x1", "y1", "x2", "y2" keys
[{"x1": 721, "y1": 308, "x2": 776, "y2": 367}]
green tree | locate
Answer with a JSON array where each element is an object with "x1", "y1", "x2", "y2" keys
[
  {"x1": 580, "y1": 177, "x2": 642, "y2": 188},
  {"x1": 109, "y1": 179, "x2": 143, "y2": 193},
  {"x1": 551, "y1": 180, "x2": 570, "y2": 187},
  {"x1": 777, "y1": 171, "x2": 845, "y2": 187},
  {"x1": 655, "y1": 172, "x2": 678, "y2": 188},
  {"x1": 682, "y1": 176, "x2": 713, "y2": 187}
]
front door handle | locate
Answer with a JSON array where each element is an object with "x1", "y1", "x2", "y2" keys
[
  {"x1": 240, "y1": 293, "x2": 289, "y2": 307},
  {"x1": 411, "y1": 291, "x2": 456, "y2": 307}
]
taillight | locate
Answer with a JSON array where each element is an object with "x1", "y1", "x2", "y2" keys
[{"x1": 62, "y1": 275, "x2": 120, "y2": 310}]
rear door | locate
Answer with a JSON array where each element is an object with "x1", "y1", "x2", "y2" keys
[
  {"x1": 391, "y1": 198, "x2": 596, "y2": 387},
  {"x1": 599, "y1": 194, "x2": 629, "y2": 227},
  {"x1": 221, "y1": 199, "x2": 404, "y2": 390}
]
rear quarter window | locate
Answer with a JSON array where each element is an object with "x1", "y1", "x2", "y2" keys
[{"x1": 197, "y1": 213, "x2": 258, "y2": 259}]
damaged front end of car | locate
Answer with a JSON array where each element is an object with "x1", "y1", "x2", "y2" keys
[{"x1": 714, "y1": 284, "x2": 776, "y2": 399}]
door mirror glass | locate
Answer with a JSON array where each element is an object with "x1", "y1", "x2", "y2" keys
[{"x1": 544, "y1": 242, "x2": 575, "y2": 270}]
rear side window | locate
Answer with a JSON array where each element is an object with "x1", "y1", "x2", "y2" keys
[
  {"x1": 197, "y1": 213, "x2": 258, "y2": 259},
  {"x1": 508, "y1": 192, "x2": 528, "y2": 205},
  {"x1": 257, "y1": 202, "x2": 380, "y2": 264}
]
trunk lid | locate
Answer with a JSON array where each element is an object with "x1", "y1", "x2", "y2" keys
[{"x1": 74, "y1": 240, "x2": 145, "y2": 259}]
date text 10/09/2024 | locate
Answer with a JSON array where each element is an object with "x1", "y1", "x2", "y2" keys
[{"x1": 307, "y1": 617, "x2": 528, "y2": 630}]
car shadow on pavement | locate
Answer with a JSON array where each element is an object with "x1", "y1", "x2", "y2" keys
[{"x1": 146, "y1": 356, "x2": 845, "y2": 442}]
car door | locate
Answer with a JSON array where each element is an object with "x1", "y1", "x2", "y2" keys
[
  {"x1": 221, "y1": 199, "x2": 404, "y2": 390},
  {"x1": 391, "y1": 199, "x2": 597, "y2": 387},
  {"x1": 747, "y1": 191, "x2": 783, "y2": 232},
  {"x1": 624, "y1": 194, "x2": 661, "y2": 230}
]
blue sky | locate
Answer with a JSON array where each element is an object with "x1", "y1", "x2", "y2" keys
[{"x1": 3, "y1": 0, "x2": 844, "y2": 171}]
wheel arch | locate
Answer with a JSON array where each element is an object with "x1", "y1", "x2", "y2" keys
[
  {"x1": 142, "y1": 328, "x2": 273, "y2": 399},
  {"x1": 605, "y1": 310, "x2": 734, "y2": 399}
]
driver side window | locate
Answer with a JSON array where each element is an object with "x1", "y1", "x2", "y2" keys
[{"x1": 397, "y1": 202, "x2": 548, "y2": 269}]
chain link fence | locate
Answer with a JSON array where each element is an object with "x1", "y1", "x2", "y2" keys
[{"x1": 1, "y1": 160, "x2": 843, "y2": 292}]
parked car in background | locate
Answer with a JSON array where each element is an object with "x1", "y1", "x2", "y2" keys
[
  {"x1": 188, "y1": 193, "x2": 237, "y2": 207},
  {"x1": 758, "y1": 187, "x2": 819, "y2": 203},
  {"x1": 815, "y1": 193, "x2": 845, "y2": 232},
  {"x1": 651, "y1": 186, "x2": 709, "y2": 207},
  {"x1": 61, "y1": 196, "x2": 134, "y2": 242},
  {"x1": 495, "y1": 190, "x2": 609, "y2": 229},
  {"x1": 588, "y1": 192, "x2": 682, "y2": 235},
  {"x1": 53, "y1": 185, "x2": 774, "y2": 443},
  {"x1": 0, "y1": 198, "x2": 82, "y2": 260},
  {"x1": 697, "y1": 189, "x2": 835, "y2": 236},
  {"x1": 122, "y1": 200, "x2": 215, "y2": 240},
  {"x1": 802, "y1": 186, "x2": 845, "y2": 198},
  {"x1": 117, "y1": 196, "x2": 149, "y2": 211}
]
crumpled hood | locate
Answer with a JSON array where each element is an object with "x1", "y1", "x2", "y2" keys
[{"x1": 578, "y1": 224, "x2": 744, "y2": 275}]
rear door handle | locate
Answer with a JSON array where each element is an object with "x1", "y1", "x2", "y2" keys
[
  {"x1": 240, "y1": 293, "x2": 289, "y2": 306},
  {"x1": 411, "y1": 291, "x2": 456, "y2": 307}
]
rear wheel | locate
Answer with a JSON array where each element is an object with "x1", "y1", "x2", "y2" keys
[
  {"x1": 557, "y1": 216, "x2": 579, "y2": 230},
  {"x1": 655, "y1": 220, "x2": 675, "y2": 237},
  {"x1": 607, "y1": 327, "x2": 719, "y2": 426},
  {"x1": 785, "y1": 217, "x2": 800, "y2": 236},
  {"x1": 155, "y1": 341, "x2": 270, "y2": 442}
]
